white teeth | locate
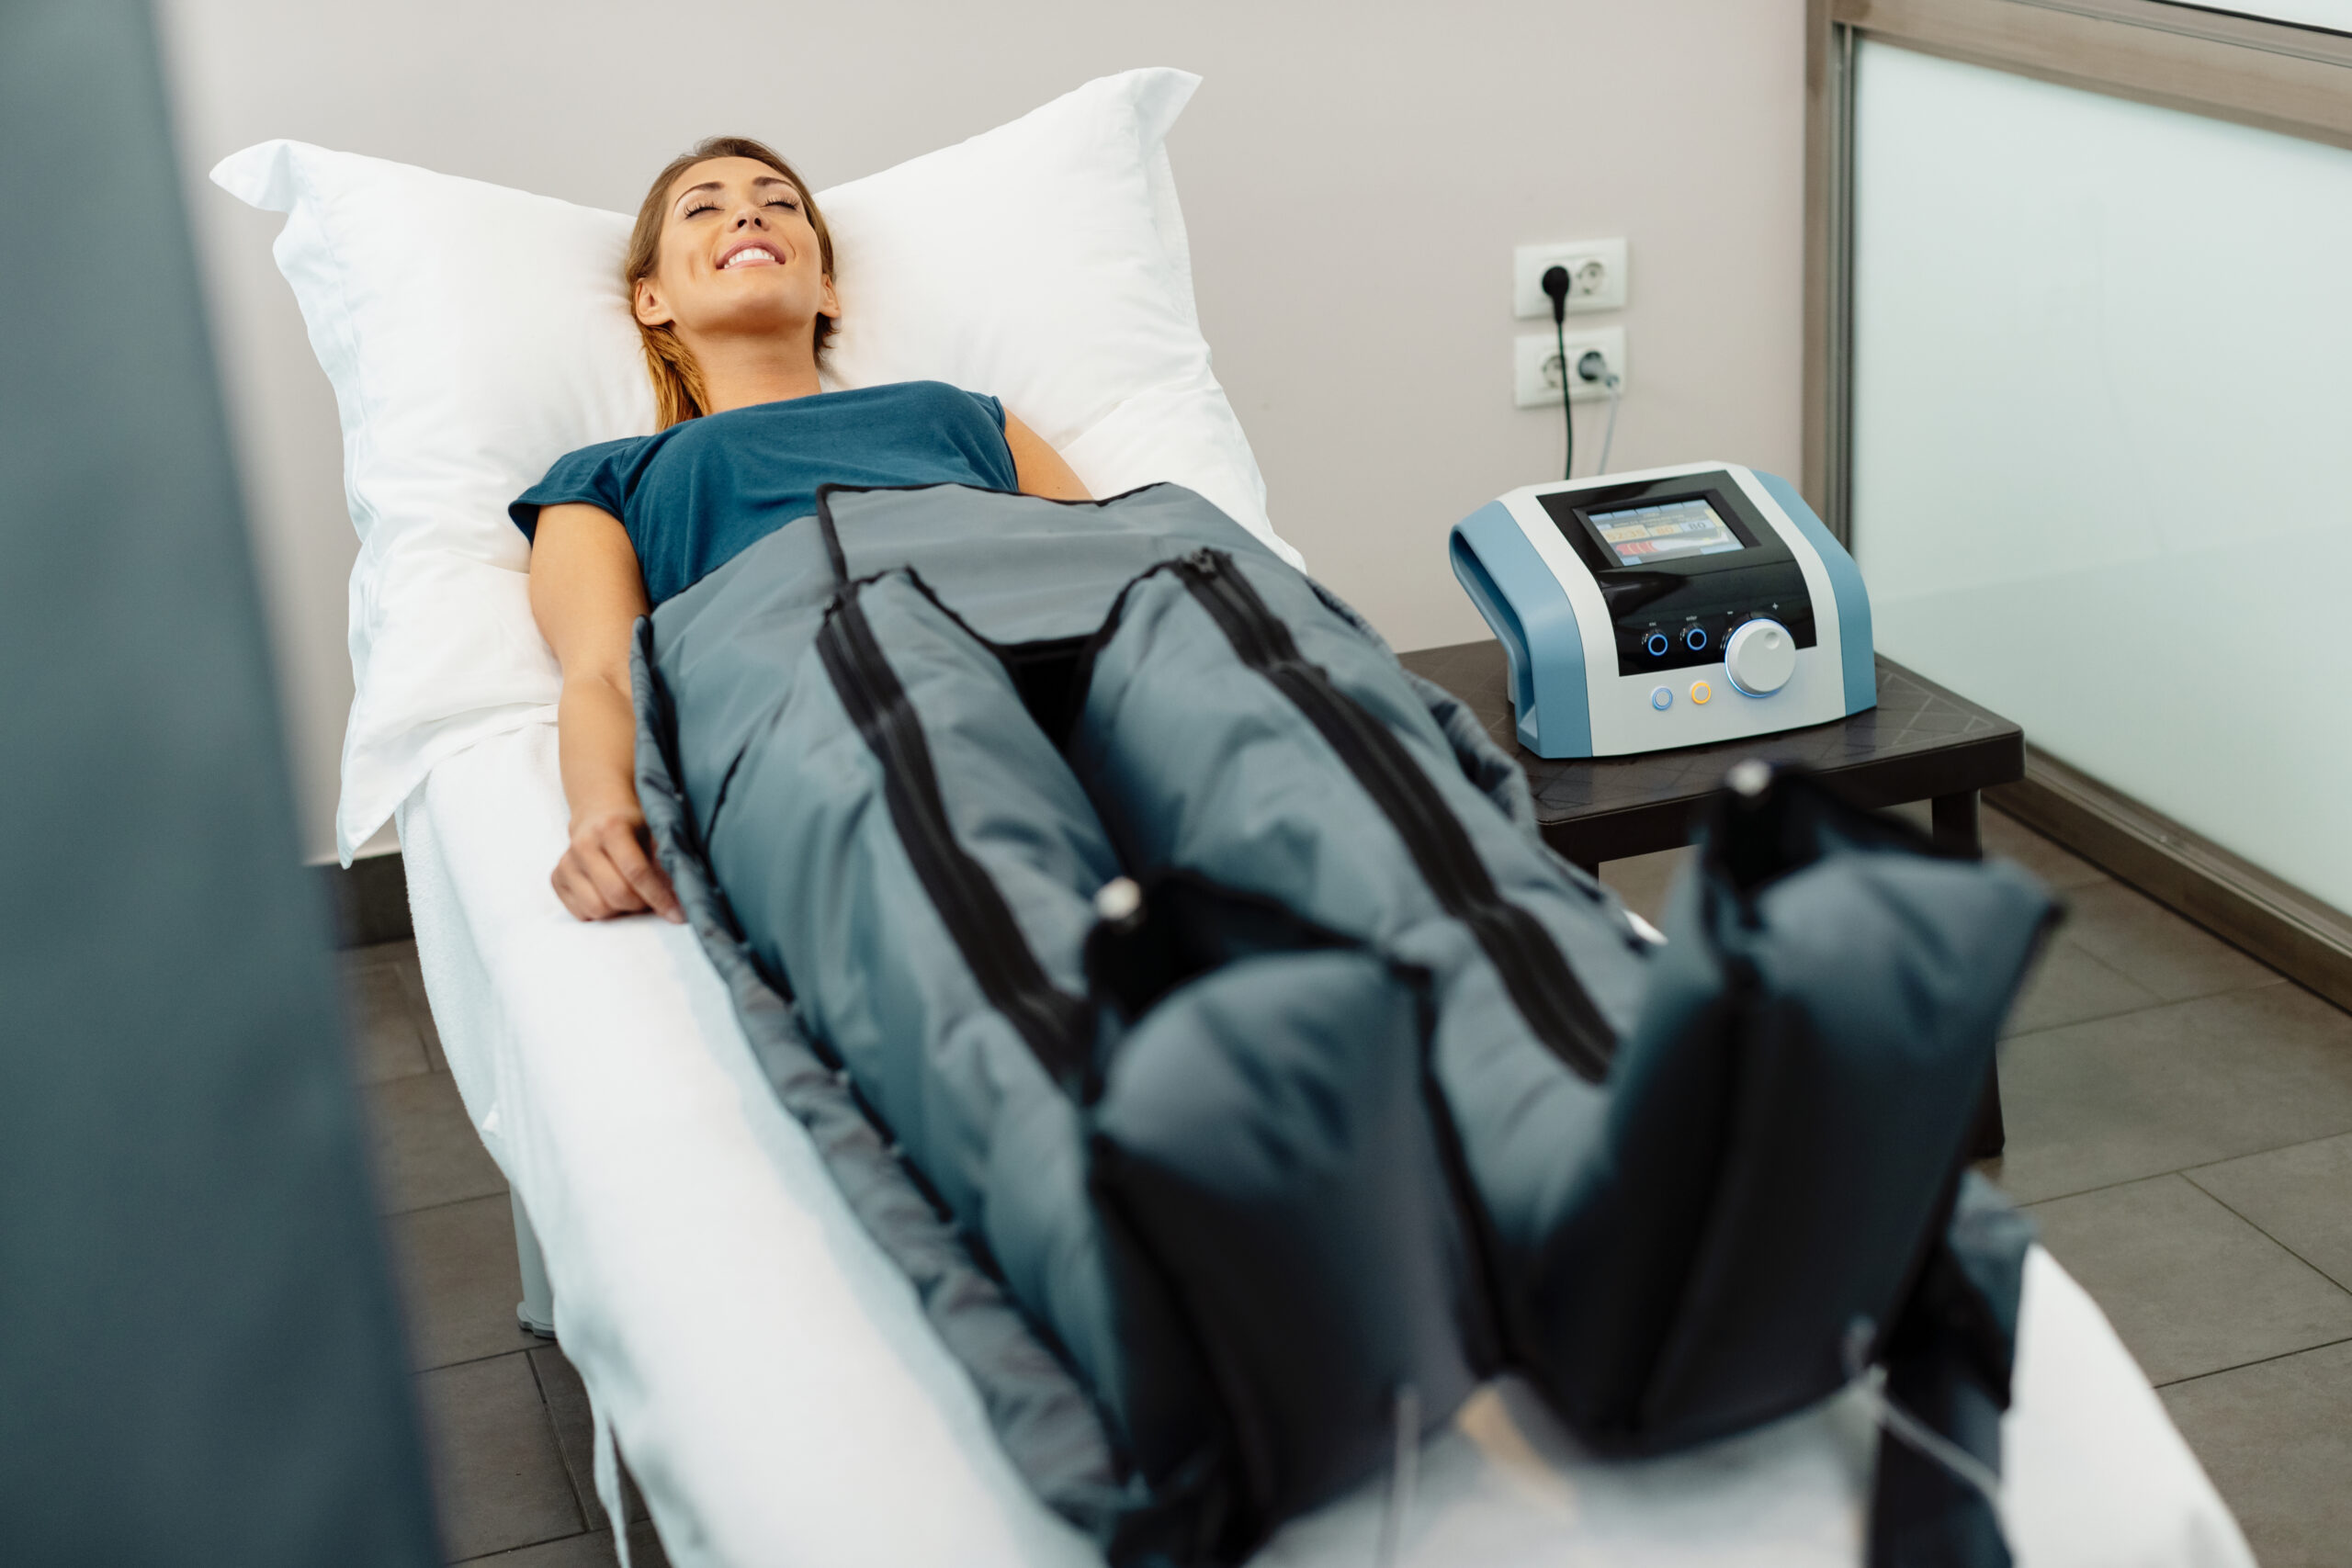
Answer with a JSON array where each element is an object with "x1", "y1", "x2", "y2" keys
[{"x1": 720, "y1": 247, "x2": 779, "y2": 269}]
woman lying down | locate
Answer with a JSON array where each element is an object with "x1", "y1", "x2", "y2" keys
[{"x1": 515, "y1": 139, "x2": 2052, "y2": 1568}]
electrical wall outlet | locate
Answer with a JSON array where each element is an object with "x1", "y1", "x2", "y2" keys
[
  {"x1": 1515, "y1": 326, "x2": 1626, "y2": 408},
  {"x1": 1513, "y1": 238, "x2": 1628, "y2": 318}
]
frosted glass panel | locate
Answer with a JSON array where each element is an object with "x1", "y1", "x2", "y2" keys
[
  {"x1": 1851, "y1": 42, "x2": 2352, "y2": 913},
  {"x1": 2159, "y1": 0, "x2": 2352, "y2": 29}
]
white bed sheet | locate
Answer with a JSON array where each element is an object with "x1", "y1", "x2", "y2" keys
[{"x1": 397, "y1": 719, "x2": 2256, "y2": 1568}]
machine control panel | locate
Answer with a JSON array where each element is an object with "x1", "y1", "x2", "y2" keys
[
  {"x1": 1622, "y1": 605, "x2": 1815, "y2": 676},
  {"x1": 1448, "y1": 462, "x2": 1875, "y2": 759},
  {"x1": 1724, "y1": 618, "x2": 1797, "y2": 695},
  {"x1": 1535, "y1": 479, "x2": 1818, "y2": 681}
]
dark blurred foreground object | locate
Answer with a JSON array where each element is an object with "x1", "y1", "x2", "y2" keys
[
  {"x1": 1399, "y1": 638, "x2": 2022, "y2": 1156},
  {"x1": 1679, "y1": 762, "x2": 2052, "y2": 1568},
  {"x1": 0, "y1": 3, "x2": 440, "y2": 1563}
]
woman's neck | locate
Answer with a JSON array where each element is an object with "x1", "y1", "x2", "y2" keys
[{"x1": 691, "y1": 330, "x2": 823, "y2": 413}]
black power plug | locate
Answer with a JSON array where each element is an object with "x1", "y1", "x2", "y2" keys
[
  {"x1": 1533, "y1": 266, "x2": 1571, "y2": 321},
  {"x1": 1542, "y1": 264, "x2": 1571, "y2": 322},
  {"x1": 1542, "y1": 265, "x2": 1575, "y2": 479}
]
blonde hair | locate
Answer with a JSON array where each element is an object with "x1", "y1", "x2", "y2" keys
[{"x1": 624, "y1": 136, "x2": 835, "y2": 430}]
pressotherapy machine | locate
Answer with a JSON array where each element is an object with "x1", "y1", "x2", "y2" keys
[{"x1": 1450, "y1": 463, "x2": 1874, "y2": 757}]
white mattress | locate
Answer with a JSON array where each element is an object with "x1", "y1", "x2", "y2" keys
[{"x1": 397, "y1": 718, "x2": 2256, "y2": 1568}]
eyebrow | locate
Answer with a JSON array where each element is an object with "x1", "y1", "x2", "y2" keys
[{"x1": 673, "y1": 175, "x2": 795, "y2": 210}]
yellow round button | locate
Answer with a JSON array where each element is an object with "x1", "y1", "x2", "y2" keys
[{"x1": 1690, "y1": 681, "x2": 1713, "y2": 705}]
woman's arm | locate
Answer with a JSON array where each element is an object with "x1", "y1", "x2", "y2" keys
[
  {"x1": 1003, "y1": 412, "x2": 1091, "y2": 501},
  {"x1": 526, "y1": 502, "x2": 683, "y2": 923}
]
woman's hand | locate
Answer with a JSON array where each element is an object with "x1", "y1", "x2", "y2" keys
[
  {"x1": 528, "y1": 502, "x2": 682, "y2": 925},
  {"x1": 553, "y1": 800, "x2": 683, "y2": 923}
]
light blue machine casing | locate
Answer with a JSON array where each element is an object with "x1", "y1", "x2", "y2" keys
[{"x1": 1448, "y1": 462, "x2": 1874, "y2": 759}]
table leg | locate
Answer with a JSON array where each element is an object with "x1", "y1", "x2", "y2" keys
[{"x1": 1930, "y1": 789, "x2": 1981, "y2": 858}]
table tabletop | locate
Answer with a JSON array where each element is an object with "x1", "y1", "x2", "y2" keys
[{"x1": 1396, "y1": 641, "x2": 2024, "y2": 867}]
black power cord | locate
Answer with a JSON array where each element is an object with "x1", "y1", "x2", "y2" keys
[{"x1": 1542, "y1": 265, "x2": 1575, "y2": 479}]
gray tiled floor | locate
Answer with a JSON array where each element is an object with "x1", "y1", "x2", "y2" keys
[
  {"x1": 356, "y1": 803, "x2": 2352, "y2": 1568},
  {"x1": 1601, "y1": 804, "x2": 2352, "y2": 1568},
  {"x1": 345, "y1": 941, "x2": 669, "y2": 1567}
]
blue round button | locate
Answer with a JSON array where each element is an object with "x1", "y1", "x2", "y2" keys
[
  {"x1": 1650, "y1": 685, "x2": 1673, "y2": 711},
  {"x1": 1684, "y1": 626, "x2": 1710, "y2": 652},
  {"x1": 1644, "y1": 630, "x2": 1670, "y2": 659}
]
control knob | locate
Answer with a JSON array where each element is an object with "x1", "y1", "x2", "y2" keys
[{"x1": 1724, "y1": 618, "x2": 1796, "y2": 696}]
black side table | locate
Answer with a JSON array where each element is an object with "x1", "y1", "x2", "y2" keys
[{"x1": 1399, "y1": 641, "x2": 2024, "y2": 1156}]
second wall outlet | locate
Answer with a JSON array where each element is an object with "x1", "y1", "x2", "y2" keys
[
  {"x1": 1513, "y1": 238, "x2": 1628, "y2": 318},
  {"x1": 1515, "y1": 326, "x2": 1626, "y2": 408}
]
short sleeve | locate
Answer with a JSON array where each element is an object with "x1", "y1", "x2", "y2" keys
[
  {"x1": 509, "y1": 437, "x2": 641, "y2": 541},
  {"x1": 959, "y1": 391, "x2": 1018, "y2": 491}
]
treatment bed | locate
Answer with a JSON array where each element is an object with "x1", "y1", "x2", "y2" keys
[
  {"x1": 211, "y1": 64, "x2": 2255, "y2": 1566},
  {"x1": 398, "y1": 716, "x2": 2255, "y2": 1568}
]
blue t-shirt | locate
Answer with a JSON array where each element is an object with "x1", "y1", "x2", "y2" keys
[{"x1": 510, "y1": 379, "x2": 1018, "y2": 605}]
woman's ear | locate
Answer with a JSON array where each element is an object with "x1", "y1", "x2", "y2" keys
[
  {"x1": 818, "y1": 274, "x2": 840, "y2": 321},
  {"x1": 633, "y1": 276, "x2": 673, "y2": 329}
]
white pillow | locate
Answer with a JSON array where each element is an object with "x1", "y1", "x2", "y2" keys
[{"x1": 211, "y1": 68, "x2": 1295, "y2": 863}]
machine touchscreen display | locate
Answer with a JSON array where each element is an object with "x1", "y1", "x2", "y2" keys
[{"x1": 1589, "y1": 498, "x2": 1746, "y2": 566}]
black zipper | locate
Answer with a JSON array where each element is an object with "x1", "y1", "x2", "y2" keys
[
  {"x1": 1171, "y1": 551, "x2": 1616, "y2": 1082},
  {"x1": 816, "y1": 581, "x2": 1089, "y2": 1088}
]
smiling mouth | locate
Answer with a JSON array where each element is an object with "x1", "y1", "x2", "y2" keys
[{"x1": 719, "y1": 245, "x2": 781, "y2": 270}]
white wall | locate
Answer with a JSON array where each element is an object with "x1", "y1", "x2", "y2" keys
[
  {"x1": 159, "y1": 0, "x2": 1806, "y2": 862},
  {"x1": 1852, "y1": 42, "x2": 2352, "y2": 914}
]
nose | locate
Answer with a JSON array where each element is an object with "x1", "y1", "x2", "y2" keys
[{"x1": 733, "y1": 205, "x2": 766, "y2": 230}]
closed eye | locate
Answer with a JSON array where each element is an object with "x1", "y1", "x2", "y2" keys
[
  {"x1": 766, "y1": 197, "x2": 800, "y2": 212},
  {"x1": 683, "y1": 197, "x2": 718, "y2": 218}
]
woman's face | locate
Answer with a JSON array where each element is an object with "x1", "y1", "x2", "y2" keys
[{"x1": 633, "y1": 156, "x2": 837, "y2": 348}]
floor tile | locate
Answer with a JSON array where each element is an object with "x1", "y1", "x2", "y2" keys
[
  {"x1": 1980, "y1": 807, "x2": 2108, "y2": 890},
  {"x1": 1600, "y1": 808, "x2": 2093, "y2": 929},
  {"x1": 1882, "y1": 798, "x2": 1934, "y2": 833},
  {"x1": 368, "y1": 1070, "x2": 508, "y2": 1216},
  {"x1": 453, "y1": 1533, "x2": 610, "y2": 1568},
  {"x1": 2057, "y1": 880, "x2": 2277, "y2": 1003},
  {"x1": 390, "y1": 1193, "x2": 531, "y2": 1371},
  {"x1": 1993, "y1": 982, "x2": 2352, "y2": 1201},
  {"x1": 1883, "y1": 796, "x2": 2014, "y2": 856},
  {"x1": 2000, "y1": 937, "x2": 2159, "y2": 1039},
  {"x1": 345, "y1": 945, "x2": 432, "y2": 1083},
  {"x1": 385, "y1": 939, "x2": 452, "y2": 1075},
  {"x1": 455, "y1": 1520, "x2": 670, "y2": 1567},
  {"x1": 529, "y1": 1344, "x2": 648, "y2": 1530},
  {"x1": 1599, "y1": 845, "x2": 1693, "y2": 927},
  {"x1": 2160, "y1": 1338, "x2": 2352, "y2": 1568},
  {"x1": 2189, "y1": 1132, "x2": 2352, "y2": 1292},
  {"x1": 416, "y1": 1352, "x2": 582, "y2": 1561},
  {"x1": 2024, "y1": 1174, "x2": 2352, "y2": 1384}
]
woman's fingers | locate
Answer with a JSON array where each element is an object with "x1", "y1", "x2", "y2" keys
[
  {"x1": 549, "y1": 838, "x2": 628, "y2": 922},
  {"x1": 606, "y1": 823, "x2": 684, "y2": 923},
  {"x1": 550, "y1": 855, "x2": 610, "y2": 921},
  {"x1": 577, "y1": 834, "x2": 650, "y2": 917},
  {"x1": 550, "y1": 817, "x2": 684, "y2": 924}
]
